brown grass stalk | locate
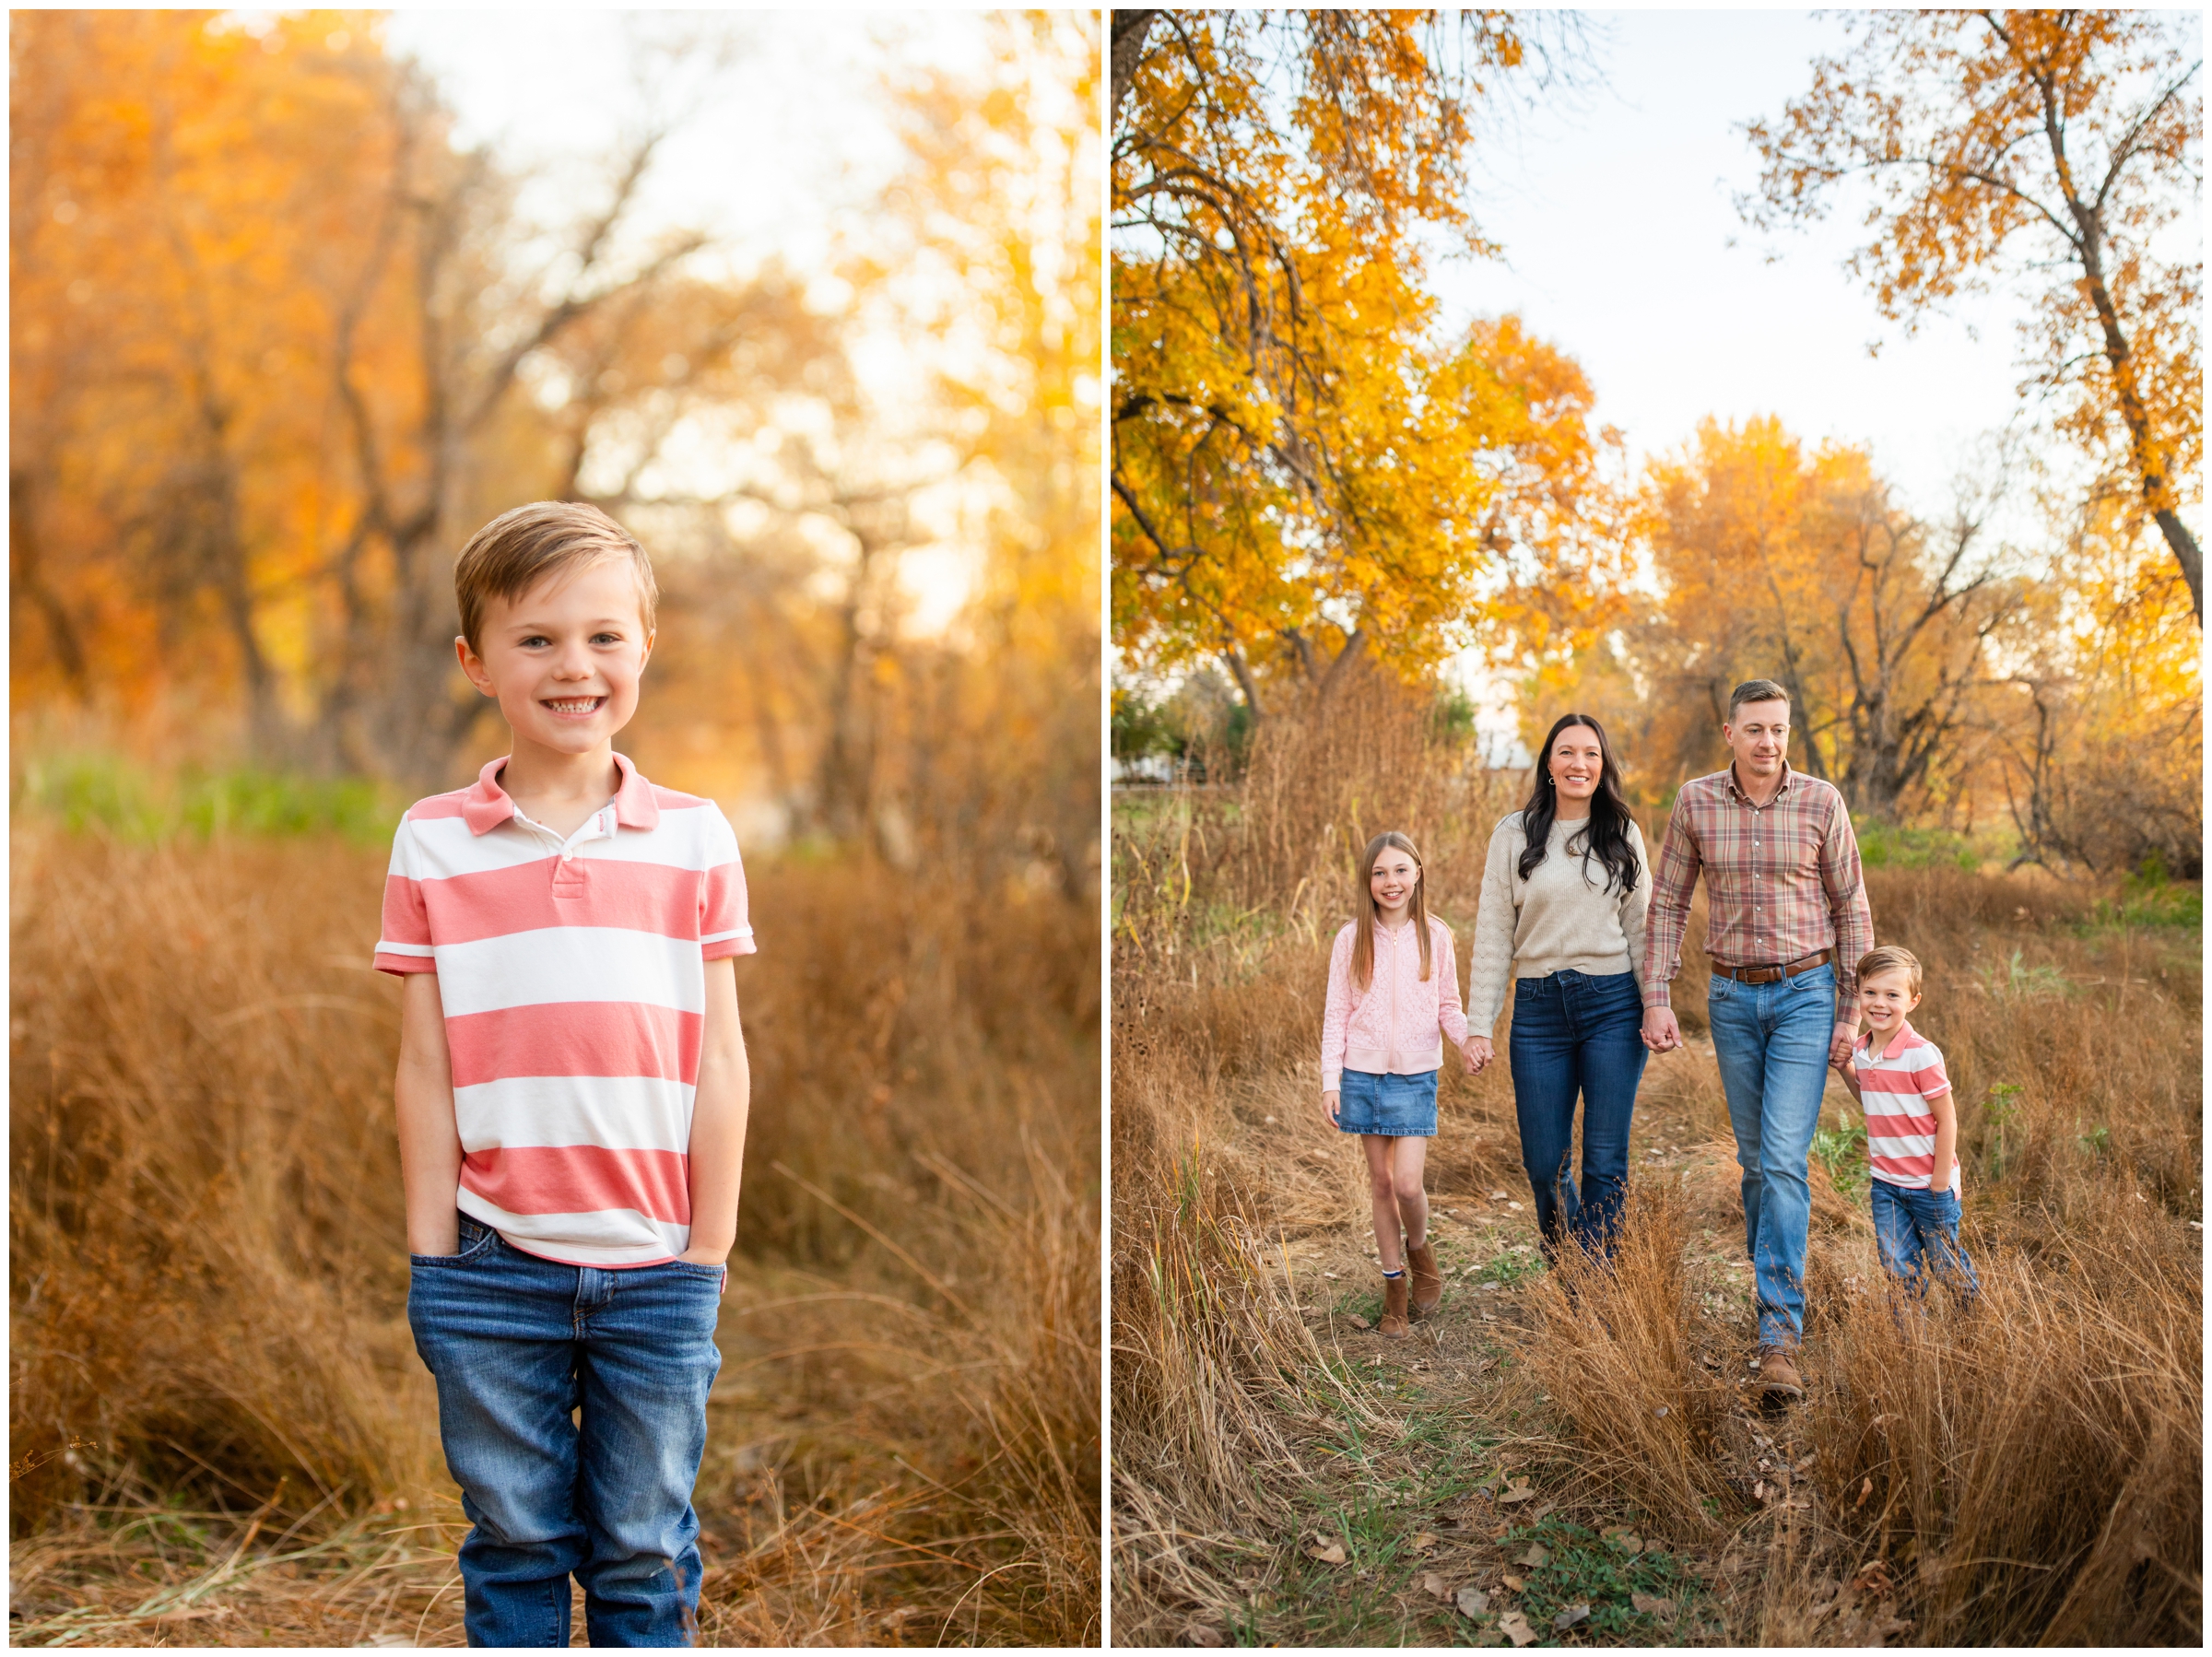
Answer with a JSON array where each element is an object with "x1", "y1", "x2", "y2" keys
[
  {"x1": 1112, "y1": 679, "x2": 2201, "y2": 1645},
  {"x1": 11, "y1": 820, "x2": 1100, "y2": 1645}
]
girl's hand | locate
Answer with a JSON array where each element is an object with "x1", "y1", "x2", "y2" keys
[
  {"x1": 1463, "y1": 1036, "x2": 1493, "y2": 1075},
  {"x1": 1323, "y1": 1090, "x2": 1340, "y2": 1128}
]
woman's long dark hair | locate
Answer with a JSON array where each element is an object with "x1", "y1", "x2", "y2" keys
[{"x1": 1517, "y1": 713, "x2": 1641, "y2": 893}]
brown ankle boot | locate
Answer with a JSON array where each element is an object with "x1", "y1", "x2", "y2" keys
[
  {"x1": 1379, "y1": 1273, "x2": 1410, "y2": 1337},
  {"x1": 1406, "y1": 1240, "x2": 1443, "y2": 1318},
  {"x1": 1754, "y1": 1346, "x2": 1804, "y2": 1402}
]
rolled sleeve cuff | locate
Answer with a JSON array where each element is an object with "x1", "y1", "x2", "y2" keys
[
  {"x1": 1322, "y1": 1066, "x2": 1341, "y2": 1094},
  {"x1": 1643, "y1": 981, "x2": 1672, "y2": 1010},
  {"x1": 374, "y1": 941, "x2": 436, "y2": 976},
  {"x1": 701, "y1": 925, "x2": 757, "y2": 960}
]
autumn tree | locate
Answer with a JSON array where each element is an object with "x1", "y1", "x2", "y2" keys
[
  {"x1": 1112, "y1": 10, "x2": 1607, "y2": 719},
  {"x1": 1986, "y1": 488, "x2": 2201, "y2": 875},
  {"x1": 1743, "y1": 11, "x2": 2204, "y2": 620},
  {"x1": 1529, "y1": 417, "x2": 2026, "y2": 823}
]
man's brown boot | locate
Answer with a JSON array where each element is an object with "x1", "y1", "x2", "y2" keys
[
  {"x1": 1406, "y1": 1240, "x2": 1443, "y2": 1319},
  {"x1": 1754, "y1": 1346, "x2": 1804, "y2": 1402},
  {"x1": 1379, "y1": 1273, "x2": 1410, "y2": 1337}
]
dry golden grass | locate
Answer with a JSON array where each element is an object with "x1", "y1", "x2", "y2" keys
[
  {"x1": 10, "y1": 819, "x2": 1100, "y2": 1646},
  {"x1": 1111, "y1": 685, "x2": 2200, "y2": 1646}
]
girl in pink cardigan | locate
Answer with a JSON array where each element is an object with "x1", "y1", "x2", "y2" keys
[{"x1": 1321, "y1": 830, "x2": 1472, "y2": 1337}]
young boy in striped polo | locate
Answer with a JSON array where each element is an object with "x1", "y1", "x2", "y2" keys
[
  {"x1": 1834, "y1": 945, "x2": 1979, "y2": 1300},
  {"x1": 377, "y1": 500, "x2": 753, "y2": 1647}
]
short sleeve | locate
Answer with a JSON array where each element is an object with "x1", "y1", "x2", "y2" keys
[
  {"x1": 699, "y1": 805, "x2": 756, "y2": 959},
  {"x1": 373, "y1": 817, "x2": 437, "y2": 975},
  {"x1": 1912, "y1": 1045, "x2": 1952, "y2": 1100}
]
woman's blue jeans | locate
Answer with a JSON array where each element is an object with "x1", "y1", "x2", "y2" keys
[
  {"x1": 407, "y1": 1214, "x2": 725, "y2": 1647},
  {"x1": 1705, "y1": 963, "x2": 1834, "y2": 1349},
  {"x1": 1506, "y1": 970, "x2": 1648, "y2": 1256}
]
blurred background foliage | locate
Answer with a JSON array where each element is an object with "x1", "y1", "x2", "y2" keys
[{"x1": 12, "y1": 10, "x2": 1102, "y2": 1644}]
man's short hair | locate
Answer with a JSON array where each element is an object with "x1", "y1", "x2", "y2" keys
[
  {"x1": 1727, "y1": 679, "x2": 1792, "y2": 720},
  {"x1": 1856, "y1": 944, "x2": 1923, "y2": 996},
  {"x1": 453, "y1": 501, "x2": 657, "y2": 652}
]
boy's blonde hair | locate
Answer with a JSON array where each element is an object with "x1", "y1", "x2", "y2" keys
[
  {"x1": 453, "y1": 501, "x2": 658, "y2": 652},
  {"x1": 1856, "y1": 944, "x2": 1923, "y2": 996}
]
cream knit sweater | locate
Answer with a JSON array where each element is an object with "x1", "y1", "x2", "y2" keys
[{"x1": 1466, "y1": 810, "x2": 1651, "y2": 1037}]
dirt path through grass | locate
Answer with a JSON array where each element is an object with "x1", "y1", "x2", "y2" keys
[{"x1": 1170, "y1": 1037, "x2": 1910, "y2": 1649}]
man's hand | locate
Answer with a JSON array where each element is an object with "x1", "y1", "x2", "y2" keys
[
  {"x1": 1641, "y1": 1005, "x2": 1682, "y2": 1053},
  {"x1": 1830, "y1": 1021, "x2": 1857, "y2": 1066},
  {"x1": 1463, "y1": 1036, "x2": 1493, "y2": 1075},
  {"x1": 1323, "y1": 1089, "x2": 1341, "y2": 1128}
]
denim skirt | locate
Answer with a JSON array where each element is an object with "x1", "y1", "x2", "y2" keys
[{"x1": 1337, "y1": 1068, "x2": 1440, "y2": 1136}]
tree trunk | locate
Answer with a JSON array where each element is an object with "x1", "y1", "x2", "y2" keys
[
  {"x1": 9, "y1": 468, "x2": 89, "y2": 699},
  {"x1": 1111, "y1": 11, "x2": 1159, "y2": 127}
]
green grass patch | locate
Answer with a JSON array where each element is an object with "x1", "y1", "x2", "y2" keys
[
  {"x1": 1853, "y1": 817, "x2": 1983, "y2": 872},
  {"x1": 1973, "y1": 947, "x2": 2072, "y2": 1002},
  {"x1": 1811, "y1": 1116, "x2": 1870, "y2": 1202},
  {"x1": 17, "y1": 753, "x2": 394, "y2": 844},
  {"x1": 1477, "y1": 1244, "x2": 1547, "y2": 1288},
  {"x1": 2088, "y1": 870, "x2": 2203, "y2": 932},
  {"x1": 1497, "y1": 1515, "x2": 1704, "y2": 1643}
]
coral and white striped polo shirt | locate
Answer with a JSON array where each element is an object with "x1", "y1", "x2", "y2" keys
[
  {"x1": 374, "y1": 753, "x2": 754, "y2": 1267},
  {"x1": 1857, "y1": 1020, "x2": 1959, "y2": 1193}
]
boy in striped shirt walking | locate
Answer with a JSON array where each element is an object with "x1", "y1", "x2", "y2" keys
[
  {"x1": 378, "y1": 501, "x2": 753, "y2": 1646},
  {"x1": 1834, "y1": 946, "x2": 1978, "y2": 1300}
]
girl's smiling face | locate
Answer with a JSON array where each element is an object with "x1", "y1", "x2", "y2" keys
[
  {"x1": 1860, "y1": 967, "x2": 1920, "y2": 1037},
  {"x1": 1370, "y1": 846, "x2": 1419, "y2": 919}
]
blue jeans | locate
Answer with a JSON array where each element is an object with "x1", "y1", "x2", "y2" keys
[
  {"x1": 407, "y1": 1214, "x2": 725, "y2": 1647},
  {"x1": 1506, "y1": 970, "x2": 1647, "y2": 1256},
  {"x1": 1871, "y1": 1180, "x2": 1979, "y2": 1299},
  {"x1": 1705, "y1": 963, "x2": 1835, "y2": 1348}
]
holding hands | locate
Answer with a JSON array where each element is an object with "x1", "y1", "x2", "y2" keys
[
  {"x1": 1461, "y1": 1035, "x2": 1493, "y2": 1075},
  {"x1": 1641, "y1": 1005, "x2": 1682, "y2": 1053}
]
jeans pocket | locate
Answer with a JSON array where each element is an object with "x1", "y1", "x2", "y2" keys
[
  {"x1": 1707, "y1": 974, "x2": 1735, "y2": 1005},
  {"x1": 409, "y1": 1217, "x2": 499, "y2": 1269}
]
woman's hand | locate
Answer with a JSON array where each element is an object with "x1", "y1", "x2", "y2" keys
[
  {"x1": 1323, "y1": 1090, "x2": 1340, "y2": 1128},
  {"x1": 1463, "y1": 1036, "x2": 1493, "y2": 1075}
]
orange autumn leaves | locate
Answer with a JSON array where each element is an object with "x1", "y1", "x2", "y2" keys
[{"x1": 1112, "y1": 12, "x2": 1613, "y2": 709}]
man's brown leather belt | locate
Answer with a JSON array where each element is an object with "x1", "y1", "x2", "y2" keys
[{"x1": 1712, "y1": 948, "x2": 1833, "y2": 986}]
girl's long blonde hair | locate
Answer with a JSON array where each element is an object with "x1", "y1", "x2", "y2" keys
[{"x1": 1351, "y1": 830, "x2": 1431, "y2": 991}]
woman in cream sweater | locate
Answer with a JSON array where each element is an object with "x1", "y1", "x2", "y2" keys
[{"x1": 1465, "y1": 713, "x2": 1650, "y2": 1258}]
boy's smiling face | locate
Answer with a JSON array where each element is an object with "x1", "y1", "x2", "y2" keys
[
  {"x1": 1860, "y1": 966, "x2": 1920, "y2": 1040},
  {"x1": 456, "y1": 557, "x2": 654, "y2": 757}
]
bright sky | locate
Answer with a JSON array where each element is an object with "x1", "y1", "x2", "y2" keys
[
  {"x1": 1436, "y1": 10, "x2": 2051, "y2": 512},
  {"x1": 381, "y1": 10, "x2": 995, "y2": 631},
  {"x1": 1425, "y1": 8, "x2": 2201, "y2": 758}
]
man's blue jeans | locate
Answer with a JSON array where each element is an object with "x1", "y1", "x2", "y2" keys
[
  {"x1": 1705, "y1": 963, "x2": 1835, "y2": 1348},
  {"x1": 1506, "y1": 969, "x2": 1648, "y2": 1257},
  {"x1": 407, "y1": 1214, "x2": 725, "y2": 1647},
  {"x1": 1871, "y1": 1179, "x2": 1979, "y2": 1299}
]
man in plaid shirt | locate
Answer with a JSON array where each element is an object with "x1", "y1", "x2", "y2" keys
[{"x1": 1641, "y1": 680, "x2": 1873, "y2": 1402}]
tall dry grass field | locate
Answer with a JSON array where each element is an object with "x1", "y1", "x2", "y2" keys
[
  {"x1": 11, "y1": 817, "x2": 1100, "y2": 1646},
  {"x1": 1112, "y1": 682, "x2": 2199, "y2": 1646}
]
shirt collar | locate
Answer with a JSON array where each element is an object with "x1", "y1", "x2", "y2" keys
[
  {"x1": 460, "y1": 752, "x2": 660, "y2": 836},
  {"x1": 1727, "y1": 758, "x2": 1794, "y2": 805},
  {"x1": 1861, "y1": 1018, "x2": 1916, "y2": 1062}
]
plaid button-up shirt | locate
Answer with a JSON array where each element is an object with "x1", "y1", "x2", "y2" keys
[{"x1": 1642, "y1": 762, "x2": 1874, "y2": 1023}]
